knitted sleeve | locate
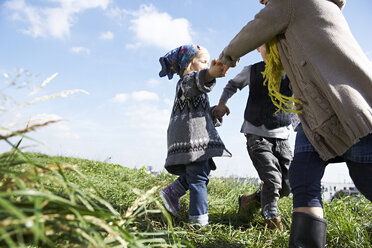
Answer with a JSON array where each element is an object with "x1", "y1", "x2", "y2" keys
[
  {"x1": 220, "y1": 65, "x2": 252, "y2": 102},
  {"x1": 219, "y1": 0, "x2": 291, "y2": 67},
  {"x1": 178, "y1": 69, "x2": 216, "y2": 99}
]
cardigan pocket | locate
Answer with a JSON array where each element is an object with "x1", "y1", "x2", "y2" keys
[{"x1": 296, "y1": 56, "x2": 334, "y2": 130}]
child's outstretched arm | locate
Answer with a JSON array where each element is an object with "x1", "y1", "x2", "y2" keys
[
  {"x1": 178, "y1": 60, "x2": 229, "y2": 99},
  {"x1": 212, "y1": 65, "x2": 252, "y2": 119}
]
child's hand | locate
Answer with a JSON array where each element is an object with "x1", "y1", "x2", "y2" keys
[
  {"x1": 209, "y1": 59, "x2": 227, "y2": 78},
  {"x1": 217, "y1": 59, "x2": 230, "y2": 76},
  {"x1": 211, "y1": 101, "x2": 230, "y2": 119}
]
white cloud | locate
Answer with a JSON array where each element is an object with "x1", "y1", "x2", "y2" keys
[
  {"x1": 111, "y1": 93, "x2": 129, "y2": 103},
  {"x1": 0, "y1": 112, "x2": 63, "y2": 137},
  {"x1": 29, "y1": 113, "x2": 62, "y2": 123},
  {"x1": 100, "y1": 31, "x2": 114, "y2": 40},
  {"x1": 5, "y1": 0, "x2": 110, "y2": 38},
  {"x1": 111, "y1": 91, "x2": 159, "y2": 103},
  {"x1": 123, "y1": 104, "x2": 169, "y2": 139},
  {"x1": 126, "y1": 4, "x2": 193, "y2": 50},
  {"x1": 146, "y1": 78, "x2": 160, "y2": 88},
  {"x1": 125, "y1": 43, "x2": 141, "y2": 50},
  {"x1": 163, "y1": 98, "x2": 173, "y2": 107},
  {"x1": 105, "y1": 6, "x2": 130, "y2": 20},
  {"x1": 28, "y1": 114, "x2": 80, "y2": 139},
  {"x1": 108, "y1": 93, "x2": 169, "y2": 139},
  {"x1": 131, "y1": 90, "x2": 159, "y2": 102},
  {"x1": 57, "y1": 0, "x2": 110, "y2": 10},
  {"x1": 30, "y1": 119, "x2": 81, "y2": 145},
  {"x1": 71, "y1": 46, "x2": 90, "y2": 55}
]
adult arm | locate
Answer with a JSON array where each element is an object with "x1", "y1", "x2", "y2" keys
[{"x1": 219, "y1": 0, "x2": 291, "y2": 67}]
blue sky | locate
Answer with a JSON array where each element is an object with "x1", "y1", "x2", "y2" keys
[{"x1": 1, "y1": 0, "x2": 371, "y2": 183}]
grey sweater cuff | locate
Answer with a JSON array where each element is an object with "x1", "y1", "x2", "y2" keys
[{"x1": 196, "y1": 69, "x2": 216, "y2": 93}]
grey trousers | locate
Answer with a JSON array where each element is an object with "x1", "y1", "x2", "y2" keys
[{"x1": 245, "y1": 133, "x2": 292, "y2": 219}]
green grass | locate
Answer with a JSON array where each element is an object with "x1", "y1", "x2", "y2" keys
[{"x1": 1, "y1": 152, "x2": 371, "y2": 247}]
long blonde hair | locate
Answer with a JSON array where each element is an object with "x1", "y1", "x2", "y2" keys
[{"x1": 262, "y1": 37, "x2": 302, "y2": 114}]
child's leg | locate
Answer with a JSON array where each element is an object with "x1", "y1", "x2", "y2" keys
[
  {"x1": 159, "y1": 176, "x2": 187, "y2": 216},
  {"x1": 185, "y1": 160, "x2": 211, "y2": 225},
  {"x1": 172, "y1": 175, "x2": 188, "y2": 195},
  {"x1": 245, "y1": 134, "x2": 283, "y2": 220},
  {"x1": 274, "y1": 139, "x2": 292, "y2": 198}
]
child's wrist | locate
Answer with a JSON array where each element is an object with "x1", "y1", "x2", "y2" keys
[
  {"x1": 205, "y1": 69, "x2": 215, "y2": 82},
  {"x1": 218, "y1": 99, "x2": 227, "y2": 106}
]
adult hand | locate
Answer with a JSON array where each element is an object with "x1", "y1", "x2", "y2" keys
[
  {"x1": 215, "y1": 59, "x2": 230, "y2": 76},
  {"x1": 222, "y1": 65, "x2": 230, "y2": 76}
]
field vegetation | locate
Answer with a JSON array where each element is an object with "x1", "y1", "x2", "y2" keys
[{"x1": 0, "y1": 152, "x2": 371, "y2": 247}]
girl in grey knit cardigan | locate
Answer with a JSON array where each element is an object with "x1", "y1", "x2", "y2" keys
[{"x1": 158, "y1": 45, "x2": 231, "y2": 225}]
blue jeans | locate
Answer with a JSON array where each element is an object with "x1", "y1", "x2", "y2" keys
[
  {"x1": 173, "y1": 160, "x2": 211, "y2": 217},
  {"x1": 245, "y1": 134, "x2": 292, "y2": 219},
  {"x1": 289, "y1": 125, "x2": 372, "y2": 208}
]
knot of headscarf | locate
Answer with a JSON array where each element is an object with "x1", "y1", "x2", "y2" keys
[{"x1": 159, "y1": 45, "x2": 201, "y2": 80}]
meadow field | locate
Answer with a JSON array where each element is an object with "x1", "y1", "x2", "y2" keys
[{"x1": 0, "y1": 151, "x2": 370, "y2": 247}]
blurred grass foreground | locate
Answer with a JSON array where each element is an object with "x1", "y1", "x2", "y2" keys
[
  {"x1": 0, "y1": 71, "x2": 371, "y2": 247},
  {"x1": 0, "y1": 152, "x2": 371, "y2": 247}
]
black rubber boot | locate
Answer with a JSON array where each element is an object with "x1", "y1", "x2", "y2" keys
[{"x1": 289, "y1": 212, "x2": 327, "y2": 248}]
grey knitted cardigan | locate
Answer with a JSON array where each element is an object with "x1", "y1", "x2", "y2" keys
[{"x1": 165, "y1": 69, "x2": 231, "y2": 175}]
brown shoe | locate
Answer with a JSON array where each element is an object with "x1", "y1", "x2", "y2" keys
[
  {"x1": 264, "y1": 216, "x2": 283, "y2": 231},
  {"x1": 238, "y1": 191, "x2": 260, "y2": 216}
]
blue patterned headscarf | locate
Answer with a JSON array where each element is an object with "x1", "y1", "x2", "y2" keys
[{"x1": 159, "y1": 45, "x2": 201, "y2": 79}]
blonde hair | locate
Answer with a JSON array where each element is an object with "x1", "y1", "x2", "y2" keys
[
  {"x1": 182, "y1": 47, "x2": 209, "y2": 76},
  {"x1": 262, "y1": 37, "x2": 302, "y2": 114}
]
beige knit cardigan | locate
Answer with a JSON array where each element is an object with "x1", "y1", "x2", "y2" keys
[{"x1": 219, "y1": 0, "x2": 372, "y2": 160}]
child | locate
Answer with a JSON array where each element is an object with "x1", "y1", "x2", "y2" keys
[
  {"x1": 212, "y1": 44, "x2": 293, "y2": 231},
  {"x1": 158, "y1": 45, "x2": 231, "y2": 226},
  {"x1": 218, "y1": 0, "x2": 372, "y2": 246}
]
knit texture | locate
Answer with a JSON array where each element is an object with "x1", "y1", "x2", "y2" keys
[
  {"x1": 245, "y1": 61, "x2": 292, "y2": 129},
  {"x1": 165, "y1": 69, "x2": 231, "y2": 175}
]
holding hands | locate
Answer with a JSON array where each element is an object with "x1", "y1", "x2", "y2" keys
[
  {"x1": 205, "y1": 59, "x2": 229, "y2": 82},
  {"x1": 210, "y1": 59, "x2": 229, "y2": 78}
]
